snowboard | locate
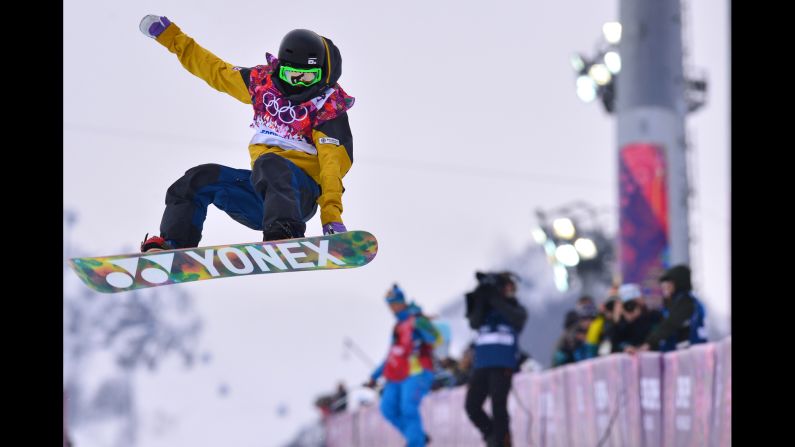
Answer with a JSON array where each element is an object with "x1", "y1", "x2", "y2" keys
[{"x1": 69, "y1": 231, "x2": 378, "y2": 294}]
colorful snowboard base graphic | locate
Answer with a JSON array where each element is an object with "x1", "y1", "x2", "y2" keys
[{"x1": 69, "y1": 231, "x2": 378, "y2": 294}]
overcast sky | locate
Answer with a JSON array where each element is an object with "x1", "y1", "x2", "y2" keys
[{"x1": 64, "y1": 1, "x2": 729, "y2": 445}]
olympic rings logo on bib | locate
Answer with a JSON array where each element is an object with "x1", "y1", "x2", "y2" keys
[{"x1": 263, "y1": 92, "x2": 309, "y2": 124}]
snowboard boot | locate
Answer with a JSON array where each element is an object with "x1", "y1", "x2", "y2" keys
[
  {"x1": 263, "y1": 220, "x2": 304, "y2": 242},
  {"x1": 140, "y1": 233, "x2": 175, "y2": 252},
  {"x1": 403, "y1": 433, "x2": 431, "y2": 447}
]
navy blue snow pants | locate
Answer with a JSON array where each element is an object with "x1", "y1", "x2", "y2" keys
[{"x1": 159, "y1": 153, "x2": 320, "y2": 248}]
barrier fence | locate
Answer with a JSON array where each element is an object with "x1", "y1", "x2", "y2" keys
[{"x1": 325, "y1": 337, "x2": 731, "y2": 446}]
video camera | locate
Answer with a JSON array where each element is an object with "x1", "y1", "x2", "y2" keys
[
  {"x1": 466, "y1": 271, "x2": 518, "y2": 322},
  {"x1": 475, "y1": 271, "x2": 517, "y2": 289}
]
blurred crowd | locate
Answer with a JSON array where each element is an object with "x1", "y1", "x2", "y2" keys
[
  {"x1": 552, "y1": 264, "x2": 707, "y2": 368},
  {"x1": 312, "y1": 263, "x2": 708, "y2": 446}
]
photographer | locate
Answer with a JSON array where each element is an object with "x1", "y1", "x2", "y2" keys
[{"x1": 464, "y1": 271, "x2": 528, "y2": 447}]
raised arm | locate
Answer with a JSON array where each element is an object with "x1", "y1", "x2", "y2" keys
[{"x1": 140, "y1": 15, "x2": 251, "y2": 104}]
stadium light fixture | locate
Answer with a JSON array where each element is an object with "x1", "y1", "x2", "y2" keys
[
  {"x1": 552, "y1": 217, "x2": 576, "y2": 240},
  {"x1": 603, "y1": 22, "x2": 622, "y2": 44},
  {"x1": 588, "y1": 63, "x2": 612, "y2": 86},
  {"x1": 576, "y1": 76, "x2": 597, "y2": 102},
  {"x1": 555, "y1": 244, "x2": 580, "y2": 267},
  {"x1": 532, "y1": 227, "x2": 548, "y2": 245},
  {"x1": 570, "y1": 53, "x2": 586, "y2": 73},
  {"x1": 604, "y1": 51, "x2": 621, "y2": 74},
  {"x1": 574, "y1": 237, "x2": 598, "y2": 260}
]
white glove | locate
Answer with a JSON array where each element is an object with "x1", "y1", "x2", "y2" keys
[{"x1": 139, "y1": 15, "x2": 171, "y2": 39}]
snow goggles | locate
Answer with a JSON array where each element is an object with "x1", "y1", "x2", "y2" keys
[{"x1": 279, "y1": 65, "x2": 323, "y2": 87}]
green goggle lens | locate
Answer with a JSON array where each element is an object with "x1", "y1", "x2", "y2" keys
[{"x1": 279, "y1": 66, "x2": 323, "y2": 87}]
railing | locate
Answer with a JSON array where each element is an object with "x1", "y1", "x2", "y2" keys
[{"x1": 325, "y1": 337, "x2": 731, "y2": 447}]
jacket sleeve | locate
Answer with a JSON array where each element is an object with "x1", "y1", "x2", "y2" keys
[
  {"x1": 489, "y1": 296, "x2": 528, "y2": 331},
  {"x1": 585, "y1": 317, "x2": 604, "y2": 345},
  {"x1": 611, "y1": 318, "x2": 631, "y2": 350},
  {"x1": 313, "y1": 113, "x2": 353, "y2": 224},
  {"x1": 370, "y1": 361, "x2": 385, "y2": 381},
  {"x1": 154, "y1": 22, "x2": 251, "y2": 104},
  {"x1": 644, "y1": 297, "x2": 695, "y2": 348}
]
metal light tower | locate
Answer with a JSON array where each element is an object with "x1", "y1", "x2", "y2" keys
[{"x1": 572, "y1": 0, "x2": 706, "y2": 293}]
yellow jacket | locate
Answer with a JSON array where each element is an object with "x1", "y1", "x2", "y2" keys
[{"x1": 154, "y1": 23, "x2": 353, "y2": 225}]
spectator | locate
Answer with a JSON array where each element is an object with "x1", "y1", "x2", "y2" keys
[
  {"x1": 329, "y1": 382, "x2": 348, "y2": 413},
  {"x1": 314, "y1": 381, "x2": 349, "y2": 416},
  {"x1": 553, "y1": 295, "x2": 597, "y2": 366},
  {"x1": 366, "y1": 284, "x2": 438, "y2": 447},
  {"x1": 629, "y1": 265, "x2": 707, "y2": 353},
  {"x1": 562, "y1": 295, "x2": 597, "y2": 330},
  {"x1": 431, "y1": 357, "x2": 462, "y2": 390},
  {"x1": 464, "y1": 271, "x2": 528, "y2": 447},
  {"x1": 430, "y1": 344, "x2": 476, "y2": 390},
  {"x1": 609, "y1": 284, "x2": 663, "y2": 353},
  {"x1": 583, "y1": 294, "x2": 619, "y2": 359},
  {"x1": 551, "y1": 316, "x2": 590, "y2": 366},
  {"x1": 314, "y1": 395, "x2": 334, "y2": 418}
]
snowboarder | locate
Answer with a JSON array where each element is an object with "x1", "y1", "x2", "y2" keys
[{"x1": 137, "y1": 15, "x2": 355, "y2": 252}]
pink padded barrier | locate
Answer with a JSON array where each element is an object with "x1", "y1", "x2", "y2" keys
[
  {"x1": 327, "y1": 340, "x2": 731, "y2": 446},
  {"x1": 638, "y1": 352, "x2": 664, "y2": 447},
  {"x1": 324, "y1": 410, "x2": 355, "y2": 447},
  {"x1": 529, "y1": 366, "x2": 571, "y2": 446},
  {"x1": 508, "y1": 372, "x2": 535, "y2": 446},
  {"x1": 577, "y1": 355, "x2": 642, "y2": 447},
  {"x1": 710, "y1": 337, "x2": 731, "y2": 447},
  {"x1": 662, "y1": 343, "x2": 716, "y2": 447}
]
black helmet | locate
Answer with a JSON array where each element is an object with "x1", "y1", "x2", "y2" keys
[{"x1": 278, "y1": 29, "x2": 326, "y2": 68}]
